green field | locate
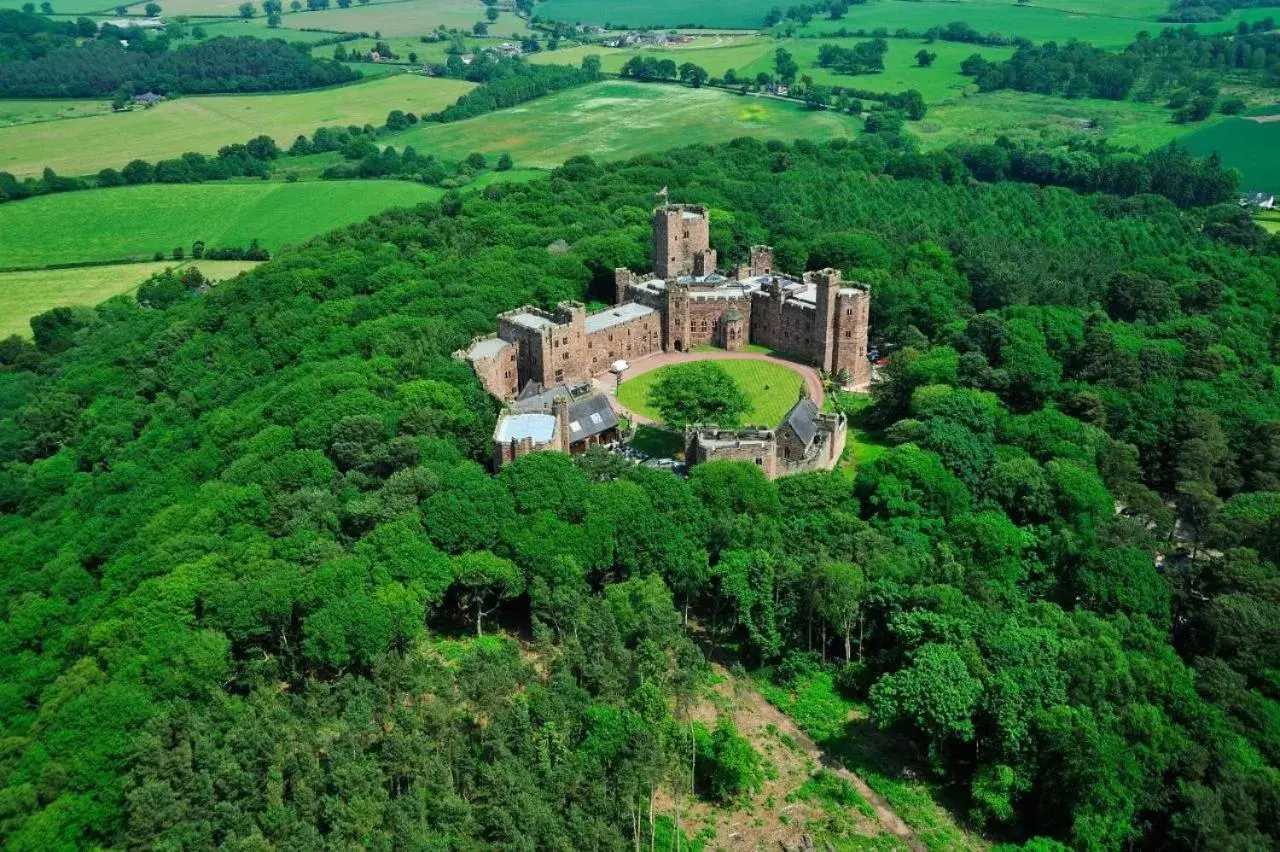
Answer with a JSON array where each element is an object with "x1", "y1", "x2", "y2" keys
[
  {"x1": 0, "y1": 99, "x2": 115, "y2": 128},
  {"x1": 282, "y1": 0, "x2": 530, "y2": 38},
  {"x1": 0, "y1": 180, "x2": 442, "y2": 268},
  {"x1": 533, "y1": 36, "x2": 1015, "y2": 102},
  {"x1": 538, "y1": 0, "x2": 778, "y2": 29},
  {"x1": 909, "y1": 89, "x2": 1220, "y2": 150},
  {"x1": 536, "y1": 0, "x2": 1272, "y2": 43},
  {"x1": 0, "y1": 75, "x2": 475, "y2": 178},
  {"x1": 1181, "y1": 118, "x2": 1280, "y2": 193},
  {"x1": 617, "y1": 359, "x2": 807, "y2": 427},
  {"x1": 0, "y1": 260, "x2": 258, "y2": 339},
  {"x1": 792, "y1": 1, "x2": 1278, "y2": 47},
  {"x1": 389, "y1": 80, "x2": 860, "y2": 167}
]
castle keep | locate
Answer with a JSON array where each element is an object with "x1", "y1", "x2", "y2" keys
[{"x1": 459, "y1": 204, "x2": 871, "y2": 402}]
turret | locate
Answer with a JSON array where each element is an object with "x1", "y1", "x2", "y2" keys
[{"x1": 654, "y1": 203, "x2": 710, "y2": 279}]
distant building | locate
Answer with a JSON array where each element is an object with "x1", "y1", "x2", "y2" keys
[
  {"x1": 1240, "y1": 192, "x2": 1275, "y2": 209},
  {"x1": 100, "y1": 17, "x2": 164, "y2": 29},
  {"x1": 685, "y1": 397, "x2": 847, "y2": 480},
  {"x1": 132, "y1": 91, "x2": 164, "y2": 106}
]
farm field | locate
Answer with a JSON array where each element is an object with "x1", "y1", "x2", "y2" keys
[
  {"x1": 790, "y1": 0, "x2": 1277, "y2": 48},
  {"x1": 389, "y1": 80, "x2": 861, "y2": 167},
  {"x1": 1259, "y1": 214, "x2": 1279, "y2": 234},
  {"x1": 0, "y1": 75, "x2": 475, "y2": 178},
  {"x1": 537, "y1": 0, "x2": 780, "y2": 29},
  {"x1": 130, "y1": 0, "x2": 403, "y2": 16},
  {"x1": 617, "y1": 359, "x2": 806, "y2": 427},
  {"x1": 910, "y1": 89, "x2": 1217, "y2": 151},
  {"x1": 0, "y1": 180, "x2": 442, "y2": 268},
  {"x1": 0, "y1": 260, "x2": 258, "y2": 340},
  {"x1": 281, "y1": 0, "x2": 529, "y2": 38},
  {"x1": 0, "y1": 99, "x2": 115, "y2": 128},
  {"x1": 533, "y1": 36, "x2": 1015, "y2": 102},
  {"x1": 1180, "y1": 117, "x2": 1280, "y2": 193}
]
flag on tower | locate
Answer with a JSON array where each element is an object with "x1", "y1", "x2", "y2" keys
[{"x1": 656, "y1": 186, "x2": 669, "y2": 201}]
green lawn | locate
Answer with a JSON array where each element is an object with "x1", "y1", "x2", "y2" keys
[
  {"x1": 618, "y1": 359, "x2": 806, "y2": 427},
  {"x1": 388, "y1": 80, "x2": 860, "y2": 167},
  {"x1": 1180, "y1": 117, "x2": 1280, "y2": 194},
  {"x1": 0, "y1": 75, "x2": 475, "y2": 178},
  {"x1": 0, "y1": 260, "x2": 258, "y2": 339},
  {"x1": 1256, "y1": 211, "x2": 1280, "y2": 234},
  {"x1": 0, "y1": 181, "x2": 442, "y2": 268}
]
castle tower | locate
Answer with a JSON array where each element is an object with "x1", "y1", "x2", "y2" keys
[
  {"x1": 664, "y1": 280, "x2": 691, "y2": 351},
  {"x1": 812, "y1": 268, "x2": 842, "y2": 373},
  {"x1": 654, "y1": 204, "x2": 710, "y2": 279},
  {"x1": 832, "y1": 285, "x2": 871, "y2": 388},
  {"x1": 721, "y1": 306, "x2": 745, "y2": 352}
]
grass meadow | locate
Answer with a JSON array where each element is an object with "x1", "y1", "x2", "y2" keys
[
  {"x1": 1180, "y1": 118, "x2": 1280, "y2": 193},
  {"x1": 535, "y1": 0, "x2": 1273, "y2": 44},
  {"x1": 280, "y1": 0, "x2": 530, "y2": 37},
  {"x1": 909, "y1": 89, "x2": 1215, "y2": 150},
  {"x1": 0, "y1": 75, "x2": 475, "y2": 178},
  {"x1": 0, "y1": 260, "x2": 258, "y2": 339},
  {"x1": 389, "y1": 80, "x2": 860, "y2": 167},
  {"x1": 0, "y1": 99, "x2": 115, "y2": 127},
  {"x1": 617, "y1": 359, "x2": 807, "y2": 427},
  {"x1": 0, "y1": 180, "x2": 442, "y2": 268},
  {"x1": 532, "y1": 36, "x2": 1015, "y2": 103}
]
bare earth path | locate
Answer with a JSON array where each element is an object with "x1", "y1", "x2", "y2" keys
[
  {"x1": 597, "y1": 350, "x2": 825, "y2": 425},
  {"x1": 704, "y1": 658, "x2": 925, "y2": 852}
]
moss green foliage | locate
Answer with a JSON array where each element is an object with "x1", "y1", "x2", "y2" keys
[
  {"x1": 0, "y1": 138, "x2": 1277, "y2": 851},
  {"x1": 694, "y1": 718, "x2": 768, "y2": 801}
]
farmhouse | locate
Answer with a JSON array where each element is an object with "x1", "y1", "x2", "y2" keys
[
  {"x1": 459, "y1": 203, "x2": 871, "y2": 401},
  {"x1": 1240, "y1": 192, "x2": 1275, "y2": 209}
]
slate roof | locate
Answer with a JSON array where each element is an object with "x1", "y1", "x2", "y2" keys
[
  {"x1": 566, "y1": 393, "x2": 618, "y2": 441},
  {"x1": 512, "y1": 383, "x2": 618, "y2": 442},
  {"x1": 496, "y1": 413, "x2": 556, "y2": 443},
  {"x1": 781, "y1": 398, "x2": 821, "y2": 446},
  {"x1": 467, "y1": 337, "x2": 512, "y2": 360},
  {"x1": 585, "y1": 303, "x2": 654, "y2": 334}
]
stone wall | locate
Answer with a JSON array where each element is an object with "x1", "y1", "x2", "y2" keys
[
  {"x1": 750, "y1": 289, "x2": 818, "y2": 360},
  {"x1": 582, "y1": 311, "x2": 662, "y2": 374},
  {"x1": 685, "y1": 428, "x2": 779, "y2": 479},
  {"x1": 469, "y1": 340, "x2": 518, "y2": 400}
]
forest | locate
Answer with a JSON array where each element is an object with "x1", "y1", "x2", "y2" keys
[
  {"x1": 960, "y1": 22, "x2": 1280, "y2": 107},
  {"x1": 0, "y1": 33, "x2": 357, "y2": 98},
  {"x1": 0, "y1": 136, "x2": 1277, "y2": 850}
]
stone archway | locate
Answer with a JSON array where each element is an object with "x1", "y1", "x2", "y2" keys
[{"x1": 673, "y1": 339, "x2": 683, "y2": 352}]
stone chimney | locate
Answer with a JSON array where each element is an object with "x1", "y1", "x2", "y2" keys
[
  {"x1": 614, "y1": 267, "x2": 633, "y2": 305},
  {"x1": 552, "y1": 395, "x2": 571, "y2": 453},
  {"x1": 750, "y1": 245, "x2": 773, "y2": 277}
]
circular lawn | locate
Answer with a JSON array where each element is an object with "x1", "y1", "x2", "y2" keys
[{"x1": 616, "y1": 359, "x2": 806, "y2": 427}]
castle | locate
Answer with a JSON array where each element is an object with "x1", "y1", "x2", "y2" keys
[{"x1": 459, "y1": 203, "x2": 871, "y2": 402}]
